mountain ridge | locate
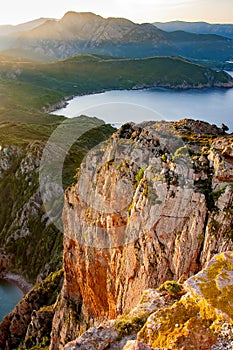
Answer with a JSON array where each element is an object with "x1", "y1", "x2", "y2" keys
[
  {"x1": 153, "y1": 20, "x2": 233, "y2": 40},
  {"x1": 0, "y1": 17, "x2": 51, "y2": 51},
  {"x1": 0, "y1": 18, "x2": 50, "y2": 36},
  {"x1": 1, "y1": 11, "x2": 231, "y2": 64}
]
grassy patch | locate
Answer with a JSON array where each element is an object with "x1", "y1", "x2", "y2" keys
[{"x1": 115, "y1": 312, "x2": 149, "y2": 338}]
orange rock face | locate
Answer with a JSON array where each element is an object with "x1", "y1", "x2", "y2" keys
[{"x1": 50, "y1": 121, "x2": 233, "y2": 349}]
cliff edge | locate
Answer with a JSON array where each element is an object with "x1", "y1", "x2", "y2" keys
[{"x1": 50, "y1": 119, "x2": 233, "y2": 349}]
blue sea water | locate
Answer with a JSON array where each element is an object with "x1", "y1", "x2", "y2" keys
[
  {"x1": 52, "y1": 71, "x2": 233, "y2": 132},
  {"x1": 0, "y1": 279, "x2": 23, "y2": 321}
]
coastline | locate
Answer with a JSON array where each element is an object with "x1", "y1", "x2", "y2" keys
[
  {"x1": 48, "y1": 79, "x2": 233, "y2": 115},
  {"x1": 4, "y1": 273, "x2": 33, "y2": 294}
]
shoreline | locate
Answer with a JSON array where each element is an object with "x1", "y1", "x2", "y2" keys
[
  {"x1": 3, "y1": 273, "x2": 33, "y2": 294},
  {"x1": 47, "y1": 78, "x2": 233, "y2": 115}
]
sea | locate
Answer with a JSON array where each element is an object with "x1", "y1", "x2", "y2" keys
[
  {"x1": 0, "y1": 279, "x2": 23, "y2": 321},
  {"x1": 52, "y1": 71, "x2": 233, "y2": 132}
]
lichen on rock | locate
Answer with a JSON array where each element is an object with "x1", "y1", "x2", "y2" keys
[{"x1": 138, "y1": 252, "x2": 233, "y2": 350}]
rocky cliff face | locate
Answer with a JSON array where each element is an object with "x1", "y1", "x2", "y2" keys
[{"x1": 49, "y1": 119, "x2": 233, "y2": 348}]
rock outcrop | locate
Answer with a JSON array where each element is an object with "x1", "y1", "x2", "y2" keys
[
  {"x1": 138, "y1": 252, "x2": 233, "y2": 350},
  {"x1": 49, "y1": 119, "x2": 233, "y2": 348}
]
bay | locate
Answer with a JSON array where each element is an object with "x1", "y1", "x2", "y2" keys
[
  {"x1": 0, "y1": 279, "x2": 23, "y2": 321},
  {"x1": 52, "y1": 71, "x2": 233, "y2": 132}
]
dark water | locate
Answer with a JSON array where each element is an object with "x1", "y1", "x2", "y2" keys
[
  {"x1": 52, "y1": 71, "x2": 233, "y2": 132},
  {"x1": 0, "y1": 279, "x2": 23, "y2": 321}
]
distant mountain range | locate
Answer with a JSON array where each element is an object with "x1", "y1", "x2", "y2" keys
[
  {"x1": 153, "y1": 21, "x2": 233, "y2": 40},
  {"x1": 0, "y1": 12, "x2": 233, "y2": 66}
]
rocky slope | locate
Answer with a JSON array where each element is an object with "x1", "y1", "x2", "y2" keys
[
  {"x1": 47, "y1": 119, "x2": 232, "y2": 348},
  {"x1": 138, "y1": 251, "x2": 233, "y2": 349},
  {"x1": 8, "y1": 12, "x2": 233, "y2": 62},
  {"x1": 0, "y1": 269, "x2": 63, "y2": 349},
  {"x1": 0, "y1": 140, "x2": 63, "y2": 283},
  {"x1": 0, "y1": 117, "x2": 114, "y2": 284}
]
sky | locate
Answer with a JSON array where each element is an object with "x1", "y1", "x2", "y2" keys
[{"x1": 0, "y1": 0, "x2": 233, "y2": 26}]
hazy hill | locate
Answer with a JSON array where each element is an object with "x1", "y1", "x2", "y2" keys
[
  {"x1": 5, "y1": 12, "x2": 233, "y2": 64},
  {"x1": 154, "y1": 20, "x2": 233, "y2": 40},
  {"x1": 0, "y1": 18, "x2": 50, "y2": 36},
  {"x1": 0, "y1": 18, "x2": 50, "y2": 51}
]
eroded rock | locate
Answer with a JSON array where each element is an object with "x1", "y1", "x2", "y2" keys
[{"x1": 50, "y1": 120, "x2": 233, "y2": 349}]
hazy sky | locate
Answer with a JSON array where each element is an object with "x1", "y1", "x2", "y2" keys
[{"x1": 1, "y1": 0, "x2": 233, "y2": 25}]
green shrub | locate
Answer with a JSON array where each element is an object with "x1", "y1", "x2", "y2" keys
[
  {"x1": 115, "y1": 312, "x2": 148, "y2": 337},
  {"x1": 158, "y1": 280, "x2": 184, "y2": 297},
  {"x1": 135, "y1": 166, "x2": 147, "y2": 183}
]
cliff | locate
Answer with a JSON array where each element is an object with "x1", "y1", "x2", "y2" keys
[
  {"x1": 49, "y1": 119, "x2": 233, "y2": 348},
  {"x1": 0, "y1": 117, "x2": 114, "y2": 348}
]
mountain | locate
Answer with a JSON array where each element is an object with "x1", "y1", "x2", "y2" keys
[
  {"x1": 5, "y1": 12, "x2": 233, "y2": 64},
  {"x1": 1, "y1": 119, "x2": 232, "y2": 349},
  {"x1": 0, "y1": 18, "x2": 50, "y2": 36},
  {"x1": 153, "y1": 20, "x2": 233, "y2": 40},
  {"x1": 0, "y1": 18, "x2": 50, "y2": 51},
  {"x1": 8, "y1": 12, "x2": 170, "y2": 60},
  {"x1": 0, "y1": 53, "x2": 231, "y2": 288}
]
